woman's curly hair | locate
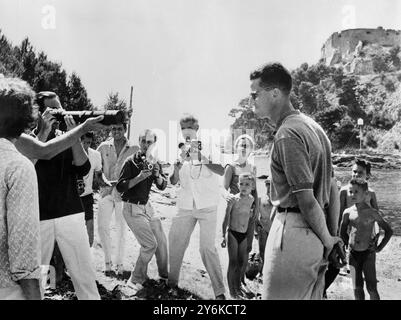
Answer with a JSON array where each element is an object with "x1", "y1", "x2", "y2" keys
[{"x1": 0, "y1": 76, "x2": 36, "y2": 139}]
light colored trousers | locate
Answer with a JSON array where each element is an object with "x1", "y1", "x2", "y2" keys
[
  {"x1": 97, "y1": 194, "x2": 126, "y2": 265},
  {"x1": 262, "y1": 211, "x2": 328, "y2": 300},
  {"x1": 168, "y1": 206, "x2": 225, "y2": 297},
  {"x1": 0, "y1": 286, "x2": 26, "y2": 300},
  {"x1": 40, "y1": 213, "x2": 100, "y2": 300},
  {"x1": 123, "y1": 202, "x2": 168, "y2": 284}
]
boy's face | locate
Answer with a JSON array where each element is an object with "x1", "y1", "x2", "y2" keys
[
  {"x1": 81, "y1": 136, "x2": 92, "y2": 152},
  {"x1": 351, "y1": 164, "x2": 368, "y2": 180},
  {"x1": 348, "y1": 184, "x2": 368, "y2": 204},
  {"x1": 239, "y1": 177, "x2": 253, "y2": 196}
]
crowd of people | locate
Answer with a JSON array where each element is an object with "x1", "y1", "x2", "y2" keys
[{"x1": 0, "y1": 62, "x2": 394, "y2": 300}]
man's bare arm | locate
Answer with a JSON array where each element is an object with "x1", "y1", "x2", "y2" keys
[
  {"x1": 170, "y1": 162, "x2": 182, "y2": 185},
  {"x1": 15, "y1": 116, "x2": 104, "y2": 160},
  {"x1": 327, "y1": 178, "x2": 340, "y2": 236}
]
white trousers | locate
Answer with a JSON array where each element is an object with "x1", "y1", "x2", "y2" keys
[
  {"x1": 40, "y1": 213, "x2": 100, "y2": 300},
  {"x1": 168, "y1": 206, "x2": 225, "y2": 297},
  {"x1": 0, "y1": 286, "x2": 26, "y2": 300},
  {"x1": 97, "y1": 195, "x2": 126, "y2": 265}
]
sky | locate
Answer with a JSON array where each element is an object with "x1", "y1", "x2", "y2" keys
[{"x1": 1, "y1": 0, "x2": 401, "y2": 151}]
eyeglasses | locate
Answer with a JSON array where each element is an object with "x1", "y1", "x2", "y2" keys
[{"x1": 112, "y1": 127, "x2": 125, "y2": 131}]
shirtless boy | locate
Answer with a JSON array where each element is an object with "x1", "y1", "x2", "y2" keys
[
  {"x1": 340, "y1": 178, "x2": 393, "y2": 300},
  {"x1": 221, "y1": 173, "x2": 255, "y2": 298}
]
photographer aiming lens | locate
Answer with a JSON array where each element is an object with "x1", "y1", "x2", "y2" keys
[
  {"x1": 168, "y1": 114, "x2": 226, "y2": 300},
  {"x1": 33, "y1": 91, "x2": 100, "y2": 300},
  {"x1": 35, "y1": 91, "x2": 125, "y2": 133},
  {"x1": 116, "y1": 129, "x2": 168, "y2": 290}
]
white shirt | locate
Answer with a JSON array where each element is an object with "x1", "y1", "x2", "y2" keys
[
  {"x1": 176, "y1": 140, "x2": 221, "y2": 210},
  {"x1": 81, "y1": 148, "x2": 102, "y2": 197}
]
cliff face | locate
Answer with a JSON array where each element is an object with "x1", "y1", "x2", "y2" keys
[{"x1": 321, "y1": 27, "x2": 401, "y2": 74}]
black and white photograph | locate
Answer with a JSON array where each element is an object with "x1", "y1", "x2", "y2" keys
[{"x1": 1, "y1": 0, "x2": 401, "y2": 305}]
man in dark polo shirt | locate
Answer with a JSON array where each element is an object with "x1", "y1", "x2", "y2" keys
[
  {"x1": 249, "y1": 62, "x2": 343, "y2": 299},
  {"x1": 116, "y1": 129, "x2": 168, "y2": 292},
  {"x1": 34, "y1": 92, "x2": 100, "y2": 300}
]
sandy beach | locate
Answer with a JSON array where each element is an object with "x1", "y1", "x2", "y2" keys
[{"x1": 44, "y1": 184, "x2": 401, "y2": 300}]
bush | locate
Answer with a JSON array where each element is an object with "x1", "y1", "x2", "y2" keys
[
  {"x1": 384, "y1": 78, "x2": 396, "y2": 92},
  {"x1": 363, "y1": 131, "x2": 378, "y2": 148},
  {"x1": 372, "y1": 53, "x2": 391, "y2": 73}
]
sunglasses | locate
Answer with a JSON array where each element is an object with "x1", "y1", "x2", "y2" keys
[{"x1": 250, "y1": 87, "x2": 276, "y2": 100}]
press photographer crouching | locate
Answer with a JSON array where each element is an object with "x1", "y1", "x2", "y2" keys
[{"x1": 116, "y1": 129, "x2": 168, "y2": 292}]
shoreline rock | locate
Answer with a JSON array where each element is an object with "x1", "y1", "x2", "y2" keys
[{"x1": 332, "y1": 152, "x2": 401, "y2": 169}]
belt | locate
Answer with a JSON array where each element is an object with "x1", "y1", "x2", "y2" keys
[
  {"x1": 277, "y1": 206, "x2": 301, "y2": 213},
  {"x1": 125, "y1": 199, "x2": 148, "y2": 205}
]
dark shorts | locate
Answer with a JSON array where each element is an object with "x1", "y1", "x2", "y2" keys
[
  {"x1": 81, "y1": 193, "x2": 94, "y2": 221},
  {"x1": 228, "y1": 229, "x2": 247, "y2": 245}
]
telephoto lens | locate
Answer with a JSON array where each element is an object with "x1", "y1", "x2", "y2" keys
[{"x1": 51, "y1": 110, "x2": 126, "y2": 131}]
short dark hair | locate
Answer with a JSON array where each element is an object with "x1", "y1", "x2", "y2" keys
[
  {"x1": 36, "y1": 91, "x2": 57, "y2": 113},
  {"x1": 113, "y1": 122, "x2": 128, "y2": 131},
  {"x1": 349, "y1": 178, "x2": 368, "y2": 191},
  {"x1": 353, "y1": 158, "x2": 371, "y2": 177},
  {"x1": 81, "y1": 131, "x2": 94, "y2": 140},
  {"x1": 0, "y1": 77, "x2": 36, "y2": 139},
  {"x1": 250, "y1": 62, "x2": 292, "y2": 95}
]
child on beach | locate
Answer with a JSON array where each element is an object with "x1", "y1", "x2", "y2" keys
[
  {"x1": 339, "y1": 159, "x2": 380, "y2": 274},
  {"x1": 221, "y1": 173, "x2": 255, "y2": 298},
  {"x1": 340, "y1": 159, "x2": 379, "y2": 233},
  {"x1": 340, "y1": 178, "x2": 393, "y2": 300}
]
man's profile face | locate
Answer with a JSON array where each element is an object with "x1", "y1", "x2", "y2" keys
[
  {"x1": 180, "y1": 120, "x2": 198, "y2": 141},
  {"x1": 44, "y1": 96, "x2": 62, "y2": 110},
  {"x1": 111, "y1": 124, "x2": 126, "y2": 140},
  {"x1": 250, "y1": 78, "x2": 274, "y2": 120}
]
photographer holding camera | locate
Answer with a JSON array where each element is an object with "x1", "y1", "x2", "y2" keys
[
  {"x1": 33, "y1": 91, "x2": 100, "y2": 300},
  {"x1": 116, "y1": 129, "x2": 168, "y2": 292},
  {"x1": 168, "y1": 114, "x2": 226, "y2": 300}
]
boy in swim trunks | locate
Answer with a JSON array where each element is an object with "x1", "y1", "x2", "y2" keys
[
  {"x1": 221, "y1": 173, "x2": 255, "y2": 298},
  {"x1": 340, "y1": 178, "x2": 393, "y2": 300}
]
